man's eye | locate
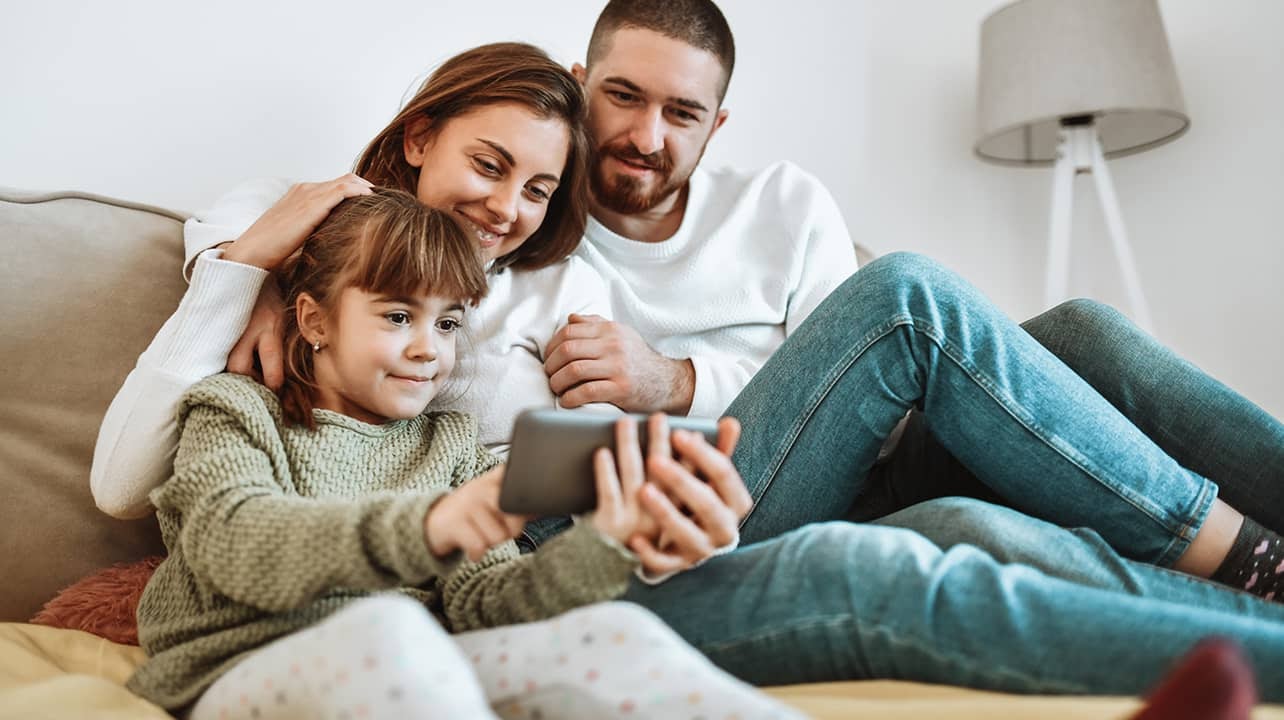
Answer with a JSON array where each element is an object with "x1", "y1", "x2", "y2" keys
[
  {"x1": 474, "y1": 157, "x2": 501, "y2": 176},
  {"x1": 608, "y1": 90, "x2": 636, "y2": 103},
  {"x1": 386, "y1": 312, "x2": 411, "y2": 325}
]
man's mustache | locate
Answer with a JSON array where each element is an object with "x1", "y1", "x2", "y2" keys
[{"x1": 603, "y1": 142, "x2": 672, "y2": 173}]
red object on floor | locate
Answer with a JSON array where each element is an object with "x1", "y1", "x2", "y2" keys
[{"x1": 1131, "y1": 638, "x2": 1257, "y2": 720}]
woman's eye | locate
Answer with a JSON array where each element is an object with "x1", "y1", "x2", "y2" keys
[
  {"x1": 525, "y1": 185, "x2": 551, "y2": 202},
  {"x1": 474, "y1": 157, "x2": 501, "y2": 176},
  {"x1": 436, "y1": 318, "x2": 461, "y2": 333},
  {"x1": 386, "y1": 311, "x2": 411, "y2": 326}
]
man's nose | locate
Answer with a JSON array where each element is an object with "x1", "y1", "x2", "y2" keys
[{"x1": 628, "y1": 107, "x2": 665, "y2": 157}]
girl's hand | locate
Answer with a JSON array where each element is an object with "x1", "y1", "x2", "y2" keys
[
  {"x1": 590, "y1": 418, "x2": 654, "y2": 545},
  {"x1": 424, "y1": 466, "x2": 528, "y2": 562},
  {"x1": 630, "y1": 415, "x2": 750, "y2": 576},
  {"x1": 221, "y1": 173, "x2": 373, "y2": 271}
]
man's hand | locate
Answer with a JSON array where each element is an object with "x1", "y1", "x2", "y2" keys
[
  {"x1": 226, "y1": 281, "x2": 288, "y2": 390},
  {"x1": 544, "y1": 313, "x2": 695, "y2": 414},
  {"x1": 629, "y1": 414, "x2": 751, "y2": 576},
  {"x1": 424, "y1": 466, "x2": 528, "y2": 562},
  {"x1": 221, "y1": 174, "x2": 373, "y2": 271}
]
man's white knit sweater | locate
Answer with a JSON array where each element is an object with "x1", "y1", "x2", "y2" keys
[{"x1": 576, "y1": 162, "x2": 859, "y2": 418}]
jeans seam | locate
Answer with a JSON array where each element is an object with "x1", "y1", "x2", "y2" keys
[
  {"x1": 698, "y1": 613, "x2": 1097, "y2": 695},
  {"x1": 739, "y1": 316, "x2": 910, "y2": 530},
  {"x1": 738, "y1": 303, "x2": 1203, "y2": 563},
  {"x1": 912, "y1": 314, "x2": 1205, "y2": 563}
]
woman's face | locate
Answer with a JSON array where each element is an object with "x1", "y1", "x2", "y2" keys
[{"x1": 405, "y1": 103, "x2": 571, "y2": 263}]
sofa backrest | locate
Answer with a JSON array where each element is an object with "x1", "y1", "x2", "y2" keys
[{"x1": 0, "y1": 189, "x2": 183, "y2": 621}]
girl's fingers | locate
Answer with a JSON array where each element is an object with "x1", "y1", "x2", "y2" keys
[
  {"x1": 647, "y1": 413, "x2": 671, "y2": 462},
  {"x1": 673, "y1": 429, "x2": 753, "y2": 519},
  {"x1": 593, "y1": 446, "x2": 623, "y2": 512},
  {"x1": 628, "y1": 534, "x2": 689, "y2": 576},
  {"x1": 648, "y1": 454, "x2": 739, "y2": 546},
  {"x1": 615, "y1": 417, "x2": 645, "y2": 496},
  {"x1": 716, "y1": 416, "x2": 742, "y2": 457},
  {"x1": 637, "y1": 483, "x2": 713, "y2": 560}
]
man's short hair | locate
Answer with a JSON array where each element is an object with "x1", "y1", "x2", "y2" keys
[{"x1": 586, "y1": 0, "x2": 736, "y2": 102}]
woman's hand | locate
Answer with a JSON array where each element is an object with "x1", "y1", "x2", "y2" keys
[
  {"x1": 424, "y1": 466, "x2": 528, "y2": 562},
  {"x1": 221, "y1": 174, "x2": 373, "y2": 271},
  {"x1": 226, "y1": 280, "x2": 287, "y2": 389},
  {"x1": 631, "y1": 414, "x2": 750, "y2": 576}
]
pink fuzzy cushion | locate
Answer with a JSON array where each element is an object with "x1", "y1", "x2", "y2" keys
[{"x1": 29, "y1": 555, "x2": 164, "y2": 645}]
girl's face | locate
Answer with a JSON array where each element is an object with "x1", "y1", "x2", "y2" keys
[
  {"x1": 309, "y1": 287, "x2": 464, "y2": 424},
  {"x1": 404, "y1": 102, "x2": 571, "y2": 263}
]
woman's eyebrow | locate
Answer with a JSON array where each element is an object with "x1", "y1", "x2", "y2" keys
[{"x1": 478, "y1": 138, "x2": 560, "y2": 184}]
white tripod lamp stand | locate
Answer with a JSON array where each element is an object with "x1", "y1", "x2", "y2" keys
[{"x1": 975, "y1": 0, "x2": 1189, "y2": 333}]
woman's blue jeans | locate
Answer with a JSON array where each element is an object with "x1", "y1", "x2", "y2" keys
[{"x1": 730, "y1": 251, "x2": 1284, "y2": 565}]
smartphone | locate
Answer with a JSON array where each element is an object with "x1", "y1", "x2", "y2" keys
[{"x1": 499, "y1": 408, "x2": 720, "y2": 516}]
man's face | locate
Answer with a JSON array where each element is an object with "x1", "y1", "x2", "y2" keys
[{"x1": 576, "y1": 28, "x2": 729, "y2": 215}]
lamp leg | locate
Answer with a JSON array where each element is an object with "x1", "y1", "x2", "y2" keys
[
  {"x1": 1088, "y1": 130, "x2": 1156, "y2": 334},
  {"x1": 1046, "y1": 132, "x2": 1077, "y2": 309}
]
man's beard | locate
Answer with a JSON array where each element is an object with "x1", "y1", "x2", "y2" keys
[{"x1": 590, "y1": 140, "x2": 685, "y2": 214}]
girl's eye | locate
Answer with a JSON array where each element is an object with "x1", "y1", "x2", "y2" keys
[
  {"x1": 386, "y1": 311, "x2": 411, "y2": 326},
  {"x1": 436, "y1": 318, "x2": 461, "y2": 333}
]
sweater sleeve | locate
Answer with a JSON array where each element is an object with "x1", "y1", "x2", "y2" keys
[
  {"x1": 440, "y1": 522, "x2": 639, "y2": 632},
  {"x1": 90, "y1": 250, "x2": 267, "y2": 518},
  {"x1": 686, "y1": 170, "x2": 857, "y2": 419},
  {"x1": 784, "y1": 176, "x2": 858, "y2": 337},
  {"x1": 183, "y1": 178, "x2": 293, "y2": 277},
  {"x1": 156, "y1": 384, "x2": 461, "y2": 614}
]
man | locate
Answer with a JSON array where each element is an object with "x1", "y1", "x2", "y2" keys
[
  {"x1": 540, "y1": 0, "x2": 1284, "y2": 596},
  {"x1": 544, "y1": 1, "x2": 857, "y2": 418}
]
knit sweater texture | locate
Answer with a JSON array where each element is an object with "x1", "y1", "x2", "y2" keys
[{"x1": 127, "y1": 373, "x2": 638, "y2": 710}]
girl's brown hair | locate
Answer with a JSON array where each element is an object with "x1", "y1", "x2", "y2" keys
[
  {"x1": 355, "y1": 42, "x2": 590, "y2": 272},
  {"x1": 278, "y1": 188, "x2": 487, "y2": 428}
]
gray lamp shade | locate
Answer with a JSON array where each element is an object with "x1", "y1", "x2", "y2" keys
[{"x1": 975, "y1": 0, "x2": 1190, "y2": 165}]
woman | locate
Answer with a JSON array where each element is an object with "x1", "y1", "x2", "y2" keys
[{"x1": 92, "y1": 42, "x2": 618, "y2": 517}]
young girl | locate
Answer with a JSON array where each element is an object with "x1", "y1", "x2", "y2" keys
[{"x1": 127, "y1": 189, "x2": 798, "y2": 720}]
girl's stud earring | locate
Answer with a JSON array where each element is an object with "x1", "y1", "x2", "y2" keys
[{"x1": 313, "y1": 341, "x2": 322, "y2": 353}]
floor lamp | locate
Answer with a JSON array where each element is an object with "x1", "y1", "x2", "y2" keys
[{"x1": 975, "y1": 0, "x2": 1190, "y2": 333}]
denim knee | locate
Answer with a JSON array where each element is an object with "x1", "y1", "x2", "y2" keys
[
  {"x1": 1045, "y1": 298, "x2": 1130, "y2": 335},
  {"x1": 772, "y1": 520, "x2": 944, "y2": 581}
]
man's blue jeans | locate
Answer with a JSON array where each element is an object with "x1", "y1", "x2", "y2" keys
[
  {"x1": 730, "y1": 251, "x2": 1284, "y2": 565},
  {"x1": 624, "y1": 498, "x2": 1284, "y2": 698},
  {"x1": 576, "y1": 252, "x2": 1284, "y2": 695}
]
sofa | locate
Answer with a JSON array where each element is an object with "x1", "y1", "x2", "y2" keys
[{"x1": 1, "y1": 186, "x2": 1279, "y2": 719}]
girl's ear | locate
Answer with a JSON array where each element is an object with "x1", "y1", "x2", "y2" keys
[
  {"x1": 403, "y1": 116, "x2": 434, "y2": 168},
  {"x1": 296, "y1": 292, "x2": 328, "y2": 348}
]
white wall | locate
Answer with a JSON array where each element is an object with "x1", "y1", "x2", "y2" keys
[{"x1": 3, "y1": 1, "x2": 1281, "y2": 416}]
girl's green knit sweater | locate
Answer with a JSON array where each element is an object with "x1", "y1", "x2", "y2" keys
[{"x1": 127, "y1": 373, "x2": 639, "y2": 710}]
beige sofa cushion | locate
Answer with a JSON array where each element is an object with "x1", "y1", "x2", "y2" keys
[{"x1": 0, "y1": 189, "x2": 184, "y2": 622}]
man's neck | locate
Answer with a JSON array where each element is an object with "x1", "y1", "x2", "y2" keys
[{"x1": 590, "y1": 184, "x2": 689, "y2": 244}]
